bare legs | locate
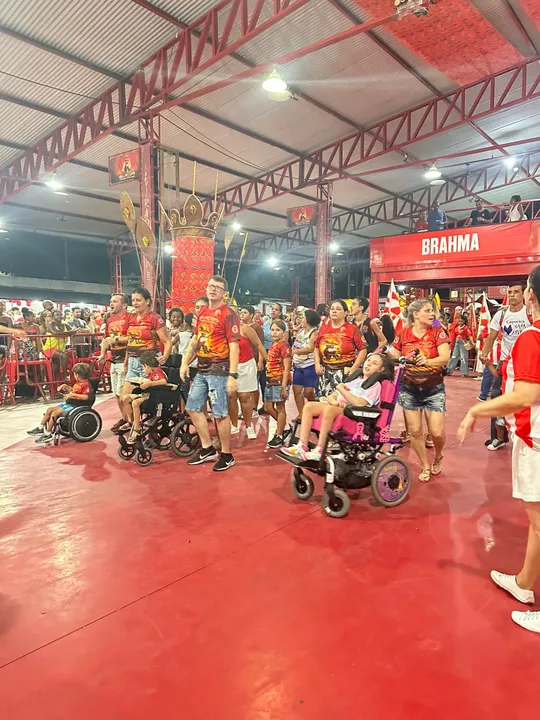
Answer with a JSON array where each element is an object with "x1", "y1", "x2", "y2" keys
[
  {"x1": 404, "y1": 409, "x2": 429, "y2": 472},
  {"x1": 264, "y1": 400, "x2": 287, "y2": 438},
  {"x1": 425, "y1": 409, "x2": 446, "y2": 463},
  {"x1": 293, "y1": 385, "x2": 316, "y2": 418},
  {"x1": 516, "y1": 503, "x2": 540, "y2": 591},
  {"x1": 297, "y1": 401, "x2": 342, "y2": 447}
]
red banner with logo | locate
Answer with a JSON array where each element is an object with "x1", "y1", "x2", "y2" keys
[
  {"x1": 170, "y1": 236, "x2": 214, "y2": 311},
  {"x1": 371, "y1": 221, "x2": 540, "y2": 273},
  {"x1": 109, "y1": 149, "x2": 140, "y2": 185}
]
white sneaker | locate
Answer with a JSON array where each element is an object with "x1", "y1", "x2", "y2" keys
[
  {"x1": 230, "y1": 425, "x2": 239, "y2": 435},
  {"x1": 511, "y1": 610, "x2": 540, "y2": 634},
  {"x1": 246, "y1": 426, "x2": 257, "y2": 440},
  {"x1": 304, "y1": 448, "x2": 322, "y2": 461},
  {"x1": 490, "y1": 571, "x2": 535, "y2": 604}
]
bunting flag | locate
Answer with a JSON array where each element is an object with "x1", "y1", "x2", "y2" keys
[
  {"x1": 468, "y1": 301, "x2": 477, "y2": 341},
  {"x1": 476, "y1": 293, "x2": 491, "y2": 343},
  {"x1": 383, "y1": 279, "x2": 405, "y2": 334},
  {"x1": 433, "y1": 292, "x2": 441, "y2": 310}
]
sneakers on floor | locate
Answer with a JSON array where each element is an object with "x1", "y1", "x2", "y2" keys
[
  {"x1": 511, "y1": 610, "x2": 540, "y2": 634},
  {"x1": 246, "y1": 426, "x2": 257, "y2": 440},
  {"x1": 230, "y1": 425, "x2": 239, "y2": 435},
  {"x1": 281, "y1": 443, "x2": 308, "y2": 460},
  {"x1": 487, "y1": 439, "x2": 507, "y2": 451},
  {"x1": 212, "y1": 453, "x2": 235, "y2": 472},
  {"x1": 424, "y1": 433, "x2": 434, "y2": 448},
  {"x1": 490, "y1": 571, "x2": 535, "y2": 604},
  {"x1": 476, "y1": 396, "x2": 487, "y2": 402},
  {"x1": 27, "y1": 426, "x2": 44, "y2": 435},
  {"x1": 267, "y1": 435, "x2": 284, "y2": 449},
  {"x1": 35, "y1": 433, "x2": 53, "y2": 444},
  {"x1": 187, "y1": 446, "x2": 219, "y2": 466}
]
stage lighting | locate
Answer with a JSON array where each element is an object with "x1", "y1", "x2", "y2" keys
[
  {"x1": 46, "y1": 172, "x2": 63, "y2": 191},
  {"x1": 262, "y1": 69, "x2": 287, "y2": 93},
  {"x1": 424, "y1": 164, "x2": 441, "y2": 180}
]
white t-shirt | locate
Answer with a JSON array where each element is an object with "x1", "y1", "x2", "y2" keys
[
  {"x1": 489, "y1": 306, "x2": 530, "y2": 360},
  {"x1": 336, "y1": 378, "x2": 381, "y2": 407}
]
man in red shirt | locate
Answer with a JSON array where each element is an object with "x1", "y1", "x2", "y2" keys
[{"x1": 181, "y1": 275, "x2": 240, "y2": 472}]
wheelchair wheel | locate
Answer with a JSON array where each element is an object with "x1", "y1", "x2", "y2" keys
[
  {"x1": 118, "y1": 444, "x2": 136, "y2": 461},
  {"x1": 57, "y1": 417, "x2": 70, "y2": 437},
  {"x1": 69, "y1": 409, "x2": 102, "y2": 443},
  {"x1": 371, "y1": 456, "x2": 411, "y2": 507},
  {"x1": 53, "y1": 434, "x2": 60, "y2": 447},
  {"x1": 291, "y1": 467, "x2": 314, "y2": 501},
  {"x1": 170, "y1": 419, "x2": 201, "y2": 458},
  {"x1": 135, "y1": 448, "x2": 153, "y2": 466},
  {"x1": 322, "y1": 487, "x2": 350, "y2": 518}
]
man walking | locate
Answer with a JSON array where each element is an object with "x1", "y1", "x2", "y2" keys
[
  {"x1": 181, "y1": 276, "x2": 240, "y2": 472},
  {"x1": 99, "y1": 293, "x2": 131, "y2": 432},
  {"x1": 480, "y1": 284, "x2": 530, "y2": 450}
]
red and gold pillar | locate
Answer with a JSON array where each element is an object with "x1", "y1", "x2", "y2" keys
[
  {"x1": 139, "y1": 141, "x2": 158, "y2": 295},
  {"x1": 169, "y1": 194, "x2": 221, "y2": 312}
]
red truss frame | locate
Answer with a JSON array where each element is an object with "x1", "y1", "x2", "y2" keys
[{"x1": 206, "y1": 58, "x2": 540, "y2": 215}]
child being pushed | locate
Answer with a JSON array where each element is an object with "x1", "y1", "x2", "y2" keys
[
  {"x1": 120, "y1": 350, "x2": 168, "y2": 444},
  {"x1": 28, "y1": 362, "x2": 92, "y2": 444},
  {"x1": 283, "y1": 353, "x2": 394, "y2": 461}
]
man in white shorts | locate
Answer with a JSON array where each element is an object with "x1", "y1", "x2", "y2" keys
[
  {"x1": 99, "y1": 293, "x2": 131, "y2": 432},
  {"x1": 459, "y1": 266, "x2": 540, "y2": 635}
]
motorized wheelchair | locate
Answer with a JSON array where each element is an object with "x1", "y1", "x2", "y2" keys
[
  {"x1": 52, "y1": 377, "x2": 103, "y2": 445},
  {"x1": 278, "y1": 354, "x2": 415, "y2": 518},
  {"x1": 117, "y1": 355, "x2": 200, "y2": 466}
]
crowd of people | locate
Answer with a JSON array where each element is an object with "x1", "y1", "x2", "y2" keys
[{"x1": 412, "y1": 195, "x2": 529, "y2": 233}]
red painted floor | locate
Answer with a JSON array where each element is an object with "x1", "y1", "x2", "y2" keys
[{"x1": 0, "y1": 378, "x2": 537, "y2": 719}]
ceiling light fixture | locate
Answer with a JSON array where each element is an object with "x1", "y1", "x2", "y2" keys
[
  {"x1": 424, "y1": 164, "x2": 442, "y2": 180},
  {"x1": 54, "y1": 190, "x2": 69, "y2": 196},
  {"x1": 504, "y1": 157, "x2": 516, "y2": 168},
  {"x1": 163, "y1": 244, "x2": 174, "y2": 255},
  {"x1": 46, "y1": 172, "x2": 63, "y2": 191},
  {"x1": 262, "y1": 69, "x2": 288, "y2": 93},
  {"x1": 430, "y1": 178, "x2": 446, "y2": 186},
  {"x1": 267, "y1": 256, "x2": 278, "y2": 267},
  {"x1": 329, "y1": 242, "x2": 339, "y2": 252},
  {"x1": 0, "y1": 229, "x2": 7, "y2": 234},
  {"x1": 231, "y1": 220, "x2": 241, "y2": 232}
]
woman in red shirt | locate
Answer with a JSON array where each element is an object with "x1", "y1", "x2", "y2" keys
[
  {"x1": 458, "y1": 265, "x2": 540, "y2": 636},
  {"x1": 119, "y1": 288, "x2": 171, "y2": 426},
  {"x1": 314, "y1": 299, "x2": 366, "y2": 396},
  {"x1": 392, "y1": 299, "x2": 450, "y2": 482},
  {"x1": 447, "y1": 315, "x2": 473, "y2": 377}
]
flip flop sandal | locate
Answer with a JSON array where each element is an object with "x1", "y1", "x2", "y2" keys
[
  {"x1": 431, "y1": 456, "x2": 444, "y2": 475},
  {"x1": 418, "y1": 468, "x2": 431, "y2": 483}
]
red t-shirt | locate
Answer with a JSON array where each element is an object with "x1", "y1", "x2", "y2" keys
[
  {"x1": 238, "y1": 334, "x2": 254, "y2": 364},
  {"x1": 414, "y1": 219, "x2": 429, "y2": 231},
  {"x1": 453, "y1": 325, "x2": 472, "y2": 343},
  {"x1": 195, "y1": 305, "x2": 240, "y2": 375},
  {"x1": 266, "y1": 340, "x2": 291, "y2": 385},
  {"x1": 316, "y1": 321, "x2": 364, "y2": 369},
  {"x1": 127, "y1": 311, "x2": 165, "y2": 357},
  {"x1": 72, "y1": 380, "x2": 91, "y2": 397},
  {"x1": 105, "y1": 310, "x2": 131, "y2": 360},
  {"x1": 145, "y1": 367, "x2": 167, "y2": 383},
  {"x1": 503, "y1": 322, "x2": 540, "y2": 449},
  {"x1": 393, "y1": 326, "x2": 450, "y2": 387}
]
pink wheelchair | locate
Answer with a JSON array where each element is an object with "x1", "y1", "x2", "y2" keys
[{"x1": 278, "y1": 357, "x2": 413, "y2": 518}]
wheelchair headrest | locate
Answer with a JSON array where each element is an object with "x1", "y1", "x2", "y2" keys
[{"x1": 89, "y1": 378, "x2": 100, "y2": 392}]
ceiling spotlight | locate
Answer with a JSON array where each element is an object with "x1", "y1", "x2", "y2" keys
[
  {"x1": 504, "y1": 157, "x2": 516, "y2": 168},
  {"x1": 336, "y1": 251, "x2": 344, "y2": 256},
  {"x1": 54, "y1": 190, "x2": 69, "y2": 196},
  {"x1": 424, "y1": 164, "x2": 442, "y2": 180},
  {"x1": 262, "y1": 69, "x2": 288, "y2": 93},
  {"x1": 267, "y1": 256, "x2": 278, "y2": 267},
  {"x1": 163, "y1": 244, "x2": 174, "y2": 255},
  {"x1": 267, "y1": 90, "x2": 290, "y2": 102},
  {"x1": 273, "y1": 266, "x2": 281, "y2": 271},
  {"x1": 329, "y1": 242, "x2": 339, "y2": 252},
  {"x1": 430, "y1": 178, "x2": 446, "y2": 186},
  {"x1": 512, "y1": 166, "x2": 519, "y2": 172},
  {"x1": 0, "y1": 228, "x2": 7, "y2": 234},
  {"x1": 46, "y1": 172, "x2": 63, "y2": 191},
  {"x1": 231, "y1": 220, "x2": 241, "y2": 232}
]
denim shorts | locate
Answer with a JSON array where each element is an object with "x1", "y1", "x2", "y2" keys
[
  {"x1": 398, "y1": 382, "x2": 446, "y2": 413},
  {"x1": 265, "y1": 384, "x2": 289, "y2": 403},
  {"x1": 186, "y1": 372, "x2": 229, "y2": 418},
  {"x1": 292, "y1": 364, "x2": 318, "y2": 389},
  {"x1": 125, "y1": 356, "x2": 145, "y2": 380}
]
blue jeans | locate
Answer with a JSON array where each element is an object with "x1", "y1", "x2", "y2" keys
[
  {"x1": 186, "y1": 372, "x2": 229, "y2": 418},
  {"x1": 448, "y1": 340, "x2": 469, "y2": 376},
  {"x1": 479, "y1": 365, "x2": 494, "y2": 401}
]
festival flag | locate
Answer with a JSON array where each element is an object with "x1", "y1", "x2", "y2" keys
[
  {"x1": 384, "y1": 279, "x2": 405, "y2": 334},
  {"x1": 434, "y1": 292, "x2": 441, "y2": 310}
]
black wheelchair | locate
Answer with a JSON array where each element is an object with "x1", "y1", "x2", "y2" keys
[
  {"x1": 117, "y1": 356, "x2": 200, "y2": 466},
  {"x1": 52, "y1": 378, "x2": 103, "y2": 446}
]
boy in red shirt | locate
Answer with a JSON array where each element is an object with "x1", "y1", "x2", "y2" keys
[
  {"x1": 28, "y1": 362, "x2": 93, "y2": 444},
  {"x1": 448, "y1": 316, "x2": 473, "y2": 377},
  {"x1": 265, "y1": 319, "x2": 292, "y2": 448},
  {"x1": 122, "y1": 350, "x2": 168, "y2": 444}
]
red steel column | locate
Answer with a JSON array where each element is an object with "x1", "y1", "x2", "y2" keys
[
  {"x1": 139, "y1": 140, "x2": 158, "y2": 296},
  {"x1": 315, "y1": 183, "x2": 332, "y2": 306}
]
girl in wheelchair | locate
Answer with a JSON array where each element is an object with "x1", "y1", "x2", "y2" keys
[
  {"x1": 28, "y1": 362, "x2": 92, "y2": 444},
  {"x1": 121, "y1": 350, "x2": 168, "y2": 444},
  {"x1": 282, "y1": 352, "x2": 395, "y2": 462}
]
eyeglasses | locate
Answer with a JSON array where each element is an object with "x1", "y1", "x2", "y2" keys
[{"x1": 207, "y1": 283, "x2": 225, "y2": 291}]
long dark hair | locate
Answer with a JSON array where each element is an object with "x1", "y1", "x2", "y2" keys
[
  {"x1": 380, "y1": 314, "x2": 395, "y2": 344},
  {"x1": 528, "y1": 265, "x2": 540, "y2": 304},
  {"x1": 346, "y1": 352, "x2": 396, "y2": 387},
  {"x1": 132, "y1": 287, "x2": 152, "y2": 303}
]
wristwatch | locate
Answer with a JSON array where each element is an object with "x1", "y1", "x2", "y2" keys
[{"x1": 228, "y1": 372, "x2": 239, "y2": 379}]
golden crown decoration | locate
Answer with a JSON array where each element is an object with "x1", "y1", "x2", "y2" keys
[{"x1": 169, "y1": 193, "x2": 223, "y2": 239}]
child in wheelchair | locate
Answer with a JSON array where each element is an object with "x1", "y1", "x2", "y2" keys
[
  {"x1": 282, "y1": 352, "x2": 395, "y2": 461},
  {"x1": 28, "y1": 362, "x2": 93, "y2": 444},
  {"x1": 120, "y1": 350, "x2": 168, "y2": 444}
]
